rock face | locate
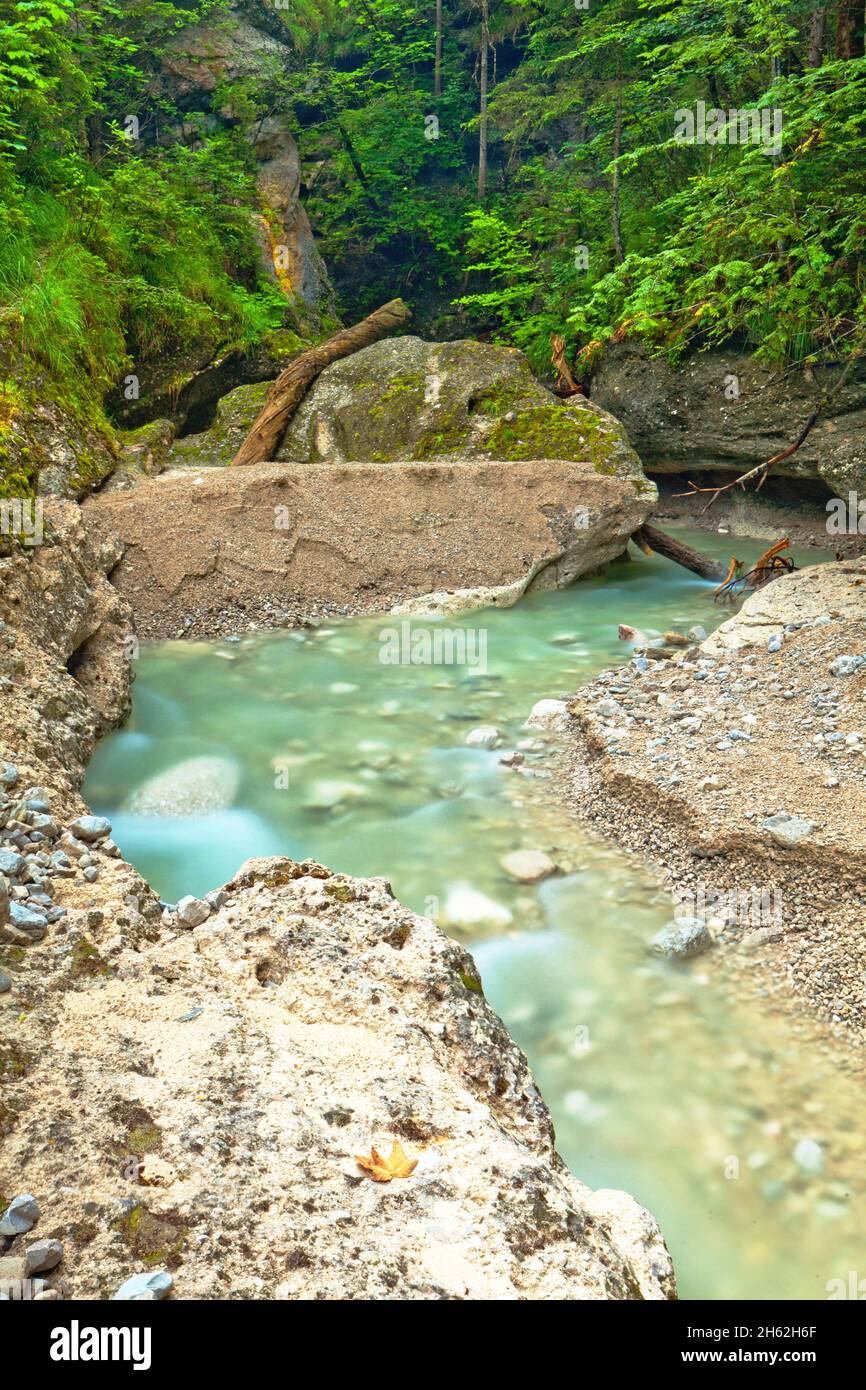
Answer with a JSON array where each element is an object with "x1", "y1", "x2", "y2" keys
[
  {"x1": 169, "y1": 382, "x2": 269, "y2": 469},
  {"x1": 84, "y1": 455, "x2": 655, "y2": 638},
  {"x1": 0, "y1": 513, "x2": 675, "y2": 1300},
  {"x1": 278, "y1": 336, "x2": 650, "y2": 480},
  {"x1": 0, "y1": 500, "x2": 133, "y2": 796},
  {"x1": 591, "y1": 341, "x2": 866, "y2": 496},
  {"x1": 156, "y1": 1, "x2": 332, "y2": 321}
]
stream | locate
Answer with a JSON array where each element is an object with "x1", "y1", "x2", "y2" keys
[{"x1": 84, "y1": 527, "x2": 866, "y2": 1301}]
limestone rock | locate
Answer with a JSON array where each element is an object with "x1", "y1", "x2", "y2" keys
[
  {"x1": 592, "y1": 340, "x2": 866, "y2": 495},
  {"x1": 1, "y1": 855, "x2": 673, "y2": 1299}
]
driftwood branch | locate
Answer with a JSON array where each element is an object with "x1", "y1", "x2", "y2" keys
[
  {"x1": 633, "y1": 522, "x2": 729, "y2": 582},
  {"x1": 230, "y1": 298, "x2": 412, "y2": 467}
]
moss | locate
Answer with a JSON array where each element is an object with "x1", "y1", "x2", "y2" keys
[
  {"x1": 110, "y1": 1101, "x2": 162, "y2": 1157},
  {"x1": 69, "y1": 936, "x2": 112, "y2": 979},
  {"x1": 112, "y1": 1204, "x2": 188, "y2": 1270},
  {"x1": 323, "y1": 879, "x2": 358, "y2": 903},
  {"x1": 0, "y1": 1041, "x2": 32, "y2": 1081},
  {"x1": 459, "y1": 965, "x2": 484, "y2": 995},
  {"x1": 483, "y1": 404, "x2": 612, "y2": 463}
]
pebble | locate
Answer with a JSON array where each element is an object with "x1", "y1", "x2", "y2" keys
[
  {"x1": 68, "y1": 815, "x2": 112, "y2": 842},
  {"x1": 760, "y1": 812, "x2": 815, "y2": 848},
  {"x1": 176, "y1": 895, "x2": 211, "y2": 929},
  {"x1": 651, "y1": 917, "x2": 714, "y2": 959},
  {"x1": 112, "y1": 1270, "x2": 173, "y2": 1301},
  {"x1": 829, "y1": 654, "x2": 865, "y2": 677},
  {"x1": 24, "y1": 1239, "x2": 63, "y2": 1275},
  {"x1": 0, "y1": 1193, "x2": 41, "y2": 1236}
]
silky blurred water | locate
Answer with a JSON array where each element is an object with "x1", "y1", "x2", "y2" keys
[{"x1": 85, "y1": 530, "x2": 866, "y2": 1299}]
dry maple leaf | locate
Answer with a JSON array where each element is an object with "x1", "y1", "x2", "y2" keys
[{"x1": 356, "y1": 1140, "x2": 418, "y2": 1182}]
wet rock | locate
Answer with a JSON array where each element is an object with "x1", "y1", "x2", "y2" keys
[
  {"x1": 465, "y1": 726, "x2": 501, "y2": 749},
  {"x1": 0, "y1": 1194, "x2": 40, "y2": 1236},
  {"x1": 651, "y1": 917, "x2": 714, "y2": 960},
  {"x1": 792, "y1": 1138, "x2": 824, "y2": 1175},
  {"x1": 113, "y1": 1270, "x2": 173, "y2": 1302},
  {"x1": 500, "y1": 850, "x2": 558, "y2": 883},
  {"x1": 125, "y1": 755, "x2": 241, "y2": 817},
  {"x1": 443, "y1": 884, "x2": 513, "y2": 930}
]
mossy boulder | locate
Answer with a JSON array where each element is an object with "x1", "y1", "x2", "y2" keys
[
  {"x1": 169, "y1": 381, "x2": 270, "y2": 468},
  {"x1": 276, "y1": 336, "x2": 646, "y2": 481}
]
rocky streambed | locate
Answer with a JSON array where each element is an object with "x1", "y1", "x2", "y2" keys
[{"x1": 0, "y1": 500, "x2": 676, "y2": 1301}]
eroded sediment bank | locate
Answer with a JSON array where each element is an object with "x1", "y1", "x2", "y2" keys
[{"x1": 561, "y1": 556, "x2": 866, "y2": 1039}]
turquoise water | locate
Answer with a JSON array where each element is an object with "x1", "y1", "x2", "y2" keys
[{"x1": 85, "y1": 530, "x2": 866, "y2": 1299}]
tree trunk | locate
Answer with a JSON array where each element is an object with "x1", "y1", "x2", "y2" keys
[
  {"x1": 835, "y1": 0, "x2": 865, "y2": 56},
  {"x1": 807, "y1": 6, "x2": 826, "y2": 64},
  {"x1": 477, "y1": 0, "x2": 489, "y2": 201},
  {"x1": 230, "y1": 299, "x2": 412, "y2": 468},
  {"x1": 611, "y1": 81, "x2": 625, "y2": 265},
  {"x1": 435, "y1": 0, "x2": 443, "y2": 97},
  {"x1": 633, "y1": 523, "x2": 729, "y2": 582}
]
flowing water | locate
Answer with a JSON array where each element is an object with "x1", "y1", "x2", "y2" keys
[{"x1": 84, "y1": 529, "x2": 866, "y2": 1300}]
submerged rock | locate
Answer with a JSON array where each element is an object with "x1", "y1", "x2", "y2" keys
[
  {"x1": 500, "y1": 850, "x2": 558, "y2": 883},
  {"x1": 651, "y1": 917, "x2": 714, "y2": 960},
  {"x1": 125, "y1": 755, "x2": 241, "y2": 818}
]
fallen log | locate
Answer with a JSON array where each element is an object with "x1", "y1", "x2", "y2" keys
[
  {"x1": 632, "y1": 523, "x2": 729, "y2": 582},
  {"x1": 230, "y1": 298, "x2": 412, "y2": 467}
]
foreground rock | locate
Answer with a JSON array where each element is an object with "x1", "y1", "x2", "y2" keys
[
  {"x1": 84, "y1": 458, "x2": 655, "y2": 639},
  {"x1": 562, "y1": 556, "x2": 866, "y2": 1033},
  {"x1": 0, "y1": 852, "x2": 674, "y2": 1299}
]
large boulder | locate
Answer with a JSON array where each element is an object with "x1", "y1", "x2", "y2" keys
[
  {"x1": 277, "y1": 336, "x2": 649, "y2": 482},
  {"x1": 591, "y1": 341, "x2": 866, "y2": 496}
]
